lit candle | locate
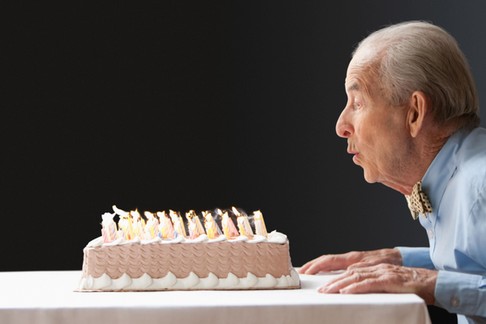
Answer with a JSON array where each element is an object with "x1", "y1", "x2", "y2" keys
[
  {"x1": 169, "y1": 210, "x2": 187, "y2": 238},
  {"x1": 144, "y1": 211, "x2": 159, "y2": 239},
  {"x1": 112, "y1": 205, "x2": 129, "y2": 218},
  {"x1": 203, "y1": 211, "x2": 221, "y2": 239},
  {"x1": 113, "y1": 205, "x2": 133, "y2": 240},
  {"x1": 252, "y1": 210, "x2": 268, "y2": 237},
  {"x1": 130, "y1": 209, "x2": 145, "y2": 239},
  {"x1": 101, "y1": 212, "x2": 117, "y2": 243},
  {"x1": 221, "y1": 210, "x2": 239, "y2": 239},
  {"x1": 233, "y1": 206, "x2": 254, "y2": 239},
  {"x1": 185, "y1": 210, "x2": 205, "y2": 239},
  {"x1": 157, "y1": 211, "x2": 175, "y2": 239}
]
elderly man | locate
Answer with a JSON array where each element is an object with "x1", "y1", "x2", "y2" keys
[{"x1": 299, "y1": 21, "x2": 486, "y2": 324}]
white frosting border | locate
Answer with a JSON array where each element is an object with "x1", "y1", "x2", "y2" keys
[{"x1": 78, "y1": 268, "x2": 300, "y2": 291}]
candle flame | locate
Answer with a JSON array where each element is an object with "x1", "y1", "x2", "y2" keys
[
  {"x1": 203, "y1": 210, "x2": 221, "y2": 239},
  {"x1": 252, "y1": 210, "x2": 268, "y2": 237},
  {"x1": 131, "y1": 209, "x2": 141, "y2": 220},
  {"x1": 221, "y1": 211, "x2": 239, "y2": 239},
  {"x1": 112, "y1": 205, "x2": 129, "y2": 217},
  {"x1": 144, "y1": 211, "x2": 154, "y2": 219},
  {"x1": 104, "y1": 205, "x2": 265, "y2": 241},
  {"x1": 101, "y1": 212, "x2": 116, "y2": 223},
  {"x1": 157, "y1": 210, "x2": 174, "y2": 239},
  {"x1": 185, "y1": 210, "x2": 205, "y2": 239}
]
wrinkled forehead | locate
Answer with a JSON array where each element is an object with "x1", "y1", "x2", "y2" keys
[
  {"x1": 344, "y1": 60, "x2": 366, "y2": 93},
  {"x1": 345, "y1": 62, "x2": 360, "y2": 84},
  {"x1": 346, "y1": 44, "x2": 381, "y2": 90}
]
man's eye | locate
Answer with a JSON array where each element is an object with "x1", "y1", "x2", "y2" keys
[{"x1": 353, "y1": 101, "x2": 362, "y2": 110}]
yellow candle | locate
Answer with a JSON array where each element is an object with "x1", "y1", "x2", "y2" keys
[
  {"x1": 130, "y1": 209, "x2": 145, "y2": 239},
  {"x1": 203, "y1": 211, "x2": 220, "y2": 239},
  {"x1": 144, "y1": 211, "x2": 159, "y2": 239},
  {"x1": 233, "y1": 207, "x2": 253, "y2": 239}
]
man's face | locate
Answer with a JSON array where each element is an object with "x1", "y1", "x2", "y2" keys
[{"x1": 335, "y1": 55, "x2": 410, "y2": 187}]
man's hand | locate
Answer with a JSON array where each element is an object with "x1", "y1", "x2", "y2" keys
[
  {"x1": 299, "y1": 248, "x2": 403, "y2": 275},
  {"x1": 317, "y1": 263, "x2": 437, "y2": 304}
]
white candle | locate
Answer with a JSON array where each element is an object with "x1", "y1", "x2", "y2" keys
[
  {"x1": 144, "y1": 211, "x2": 159, "y2": 239},
  {"x1": 101, "y1": 212, "x2": 117, "y2": 243}
]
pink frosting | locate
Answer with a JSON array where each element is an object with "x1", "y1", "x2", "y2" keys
[{"x1": 82, "y1": 241, "x2": 294, "y2": 280}]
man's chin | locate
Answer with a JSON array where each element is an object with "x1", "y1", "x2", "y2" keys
[{"x1": 362, "y1": 170, "x2": 378, "y2": 184}]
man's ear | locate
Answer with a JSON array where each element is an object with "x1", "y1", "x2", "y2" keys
[{"x1": 407, "y1": 91, "x2": 428, "y2": 138}]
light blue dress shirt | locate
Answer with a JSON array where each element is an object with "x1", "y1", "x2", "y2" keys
[{"x1": 397, "y1": 127, "x2": 486, "y2": 324}]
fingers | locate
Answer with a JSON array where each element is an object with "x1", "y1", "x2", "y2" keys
[
  {"x1": 347, "y1": 261, "x2": 375, "y2": 270},
  {"x1": 299, "y1": 253, "x2": 361, "y2": 275},
  {"x1": 299, "y1": 258, "x2": 332, "y2": 274},
  {"x1": 298, "y1": 260, "x2": 315, "y2": 274},
  {"x1": 299, "y1": 259, "x2": 327, "y2": 275},
  {"x1": 318, "y1": 263, "x2": 400, "y2": 294},
  {"x1": 299, "y1": 256, "x2": 329, "y2": 274},
  {"x1": 318, "y1": 269, "x2": 374, "y2": 293},
  {"x1": 316, "y1": 264, "x2": 437, "y2": 303},
  {"x1": 300, "y1": 249, "x2": 402, "y2": 276}
]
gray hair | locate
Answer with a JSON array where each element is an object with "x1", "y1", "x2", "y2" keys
[{"x1": 353, "y1": 20, "x2": 480, "y2": 129}]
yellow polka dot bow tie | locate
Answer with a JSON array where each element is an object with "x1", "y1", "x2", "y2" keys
[{"x1": 405, "y1": 181, "x2": 432, "y2": 220}]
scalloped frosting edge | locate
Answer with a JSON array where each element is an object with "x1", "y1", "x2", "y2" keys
[{"x1": 78, "y1": 268, "x2": 300, "y2": 291}]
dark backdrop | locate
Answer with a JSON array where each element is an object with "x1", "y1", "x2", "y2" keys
[{"x1": 4, "y1": 1, "x2": 486, "y2": 273}]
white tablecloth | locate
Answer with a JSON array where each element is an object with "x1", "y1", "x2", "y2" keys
[{"x1": 0, "y1": 270, "x2": 431, "y2": 324}]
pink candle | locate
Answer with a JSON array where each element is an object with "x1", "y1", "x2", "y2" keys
[
  {"x1": 233, "y1": 207, "x2": 254, "y2": 239},
  {"x1": 252, "y1": 210, "x2": 268, "y2": 237},
  {"x1": 221, "y1": 211, "x2": 239, "y2": 239},
  {"x1": 157, "y1": 211, "x2": 175, "y2": 239}
]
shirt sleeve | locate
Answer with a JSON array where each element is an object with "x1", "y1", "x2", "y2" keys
[
  {"x1": 395, "y1": 246, "x2": 435, "y2": 269},
  {"x1": 434, "y1": 270, "x2": 486, "y2": 319}
]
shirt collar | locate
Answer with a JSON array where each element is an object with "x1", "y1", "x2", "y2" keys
[{"x1": 421, "y1": 130, "x2": 467, "y2": 211}]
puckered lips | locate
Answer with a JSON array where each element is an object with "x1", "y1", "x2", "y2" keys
[{"x1": 347, "y1": 143, "x2": 360, "y2": 164}]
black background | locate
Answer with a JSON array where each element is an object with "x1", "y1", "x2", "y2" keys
[
  {"x1": 4, "y1": 0, "x2": 486, "y2": 282},
  {"x1": 6, "y1": 2, "x2": 486, "y2": 322}
]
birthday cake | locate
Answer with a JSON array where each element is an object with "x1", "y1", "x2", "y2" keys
[{"x1": 77, "y1": 206, "x2": 300, "y2": 291}]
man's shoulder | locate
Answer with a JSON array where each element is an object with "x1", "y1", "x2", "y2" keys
[
  {"x1": 456, "y1": 127, "x2": 486, "y2": 161},
  {"x1": 451, "y1": 128, "x2": 486, "y2": 183}
]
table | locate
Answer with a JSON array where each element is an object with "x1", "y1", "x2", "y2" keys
[{"x1": 0, "y1": 270, "x2": 431, "y2": 324}]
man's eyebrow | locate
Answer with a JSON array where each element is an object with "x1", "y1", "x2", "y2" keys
[{"x1": 346, "y1": 82, "x2": 360, "y2": 92}]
